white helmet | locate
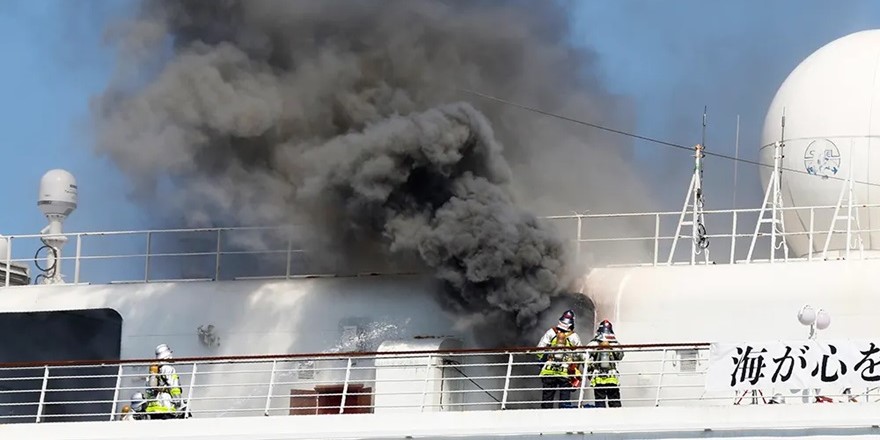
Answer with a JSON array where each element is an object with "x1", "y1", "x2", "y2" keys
[
  {"x1": 155, "y1": 343, "x2": 173, "y2": 360},
  {"x1": 131, "y1": 392, "x2": 146, "y2": 411}
]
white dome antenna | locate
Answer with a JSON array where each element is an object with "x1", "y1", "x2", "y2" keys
[
  {"x1": 760, "y1": 30, "x2": 880, "y2": 259},
  {"x1": 36, "y1": 169, "x2": 77, "y2": 284},
  {"x1": 38, "y1": 169, "x2": 77, "y2": 220}
]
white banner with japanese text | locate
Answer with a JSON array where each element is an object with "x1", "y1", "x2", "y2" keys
[{"x1": 706, "y1": 340, "x2": 880, "y2": 391}]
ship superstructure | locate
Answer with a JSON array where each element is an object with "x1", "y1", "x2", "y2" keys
[{"x1": 1, "y1": 30, "x2": 880, "y2": 440}]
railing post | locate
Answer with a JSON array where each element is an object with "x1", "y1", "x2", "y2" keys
[
  {"x1": 264, "y1": 360, "x2": 277, "y2": 416},
  {"x1": 420, "y1": 355, "x2": 433, "y2": 412},
  {"x1": 654, "y1": 349, "x2": 668, "y2": 407},
  {"x1": 809, "y1": 207, "x2": 815, "y2": 261},
  {"x1": 339, "y1": 358, "x2": 353, "y2": 414},
  {"x1": 74, "y1": 235, "x2": 82, "y2": 284},
  {"x1": 285, "y1": 236, "x2": 293, "y2": 280},
  {"x1": 500, "y1": 353, "x2": 514, "y2": 409},
  {"x1": 35, "y1": 366, "x2": 50, "y2": 423},
  {"x1": 186, "y1": 363, "x2": 197, "y2": 417},
  {"x1": 4, "y1": 236, "x2": 11, "y2": 287},
  {"x1": 144, "y1": 231, "x2": 152, "y2": 282},
  {"x1": 576, "y1": 349, "x2": 589, "y2": 408},
  {"x1": 109, "y1": 364, "x2": 123, "y2": 421},
  {"x1": 729, "y1": 211, "x2": 737, "y2": 264},
  {"x1": 214, "y1": 229, "x2": 222, "y2": 281},
  {"x1": 576, "y1": 216, "x2": 583, "y2": 264},
  {"x1": 652, "y1": 214, "x2": 660, "y2": 266}
]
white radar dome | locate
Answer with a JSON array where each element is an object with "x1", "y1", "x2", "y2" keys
[
  {"x1": 38, "y1": 169, "x2": 78, "y2": 219},
  {"x1": 761, "y1": 30, "x2": 880, "y2": 257}
]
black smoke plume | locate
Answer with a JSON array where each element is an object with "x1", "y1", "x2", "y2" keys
[{"x1": 93, "y1": 0, "x2": 642, "y2": 343}]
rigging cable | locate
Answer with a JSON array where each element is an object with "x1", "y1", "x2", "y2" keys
[
  {"x1": 34, "y1": 245, "x2": 57, "y2": 276},
  {"x1": 458, "y1": 88, "x2": 880, "y2": 189}
]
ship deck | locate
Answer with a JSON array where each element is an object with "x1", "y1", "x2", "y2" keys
[{"x1": 0, "y1": 344, "x2": 878, "y2": 439}]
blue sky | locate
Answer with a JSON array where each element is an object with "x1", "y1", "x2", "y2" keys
[
  {"x1": 0, "y1": 0, "x2": 139, "y2": 237},
  {"x1": 573, "y1": 0, "x2": 880, "y2": 208},
  {"x1": 1, "y1": 0, "x2": 880, "y2": 239}
]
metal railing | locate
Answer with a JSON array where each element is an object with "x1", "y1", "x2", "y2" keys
[
  {"x1": 551, "y1": 203, "x2": 880, "y2": 267},
  {"x1": 2, "y1": 203, "x2": 879, "y2": 287},
  {"x1": 1, "y1": 343, "x2": 877, "y2": 423},
  {"x1": 0, "y1": 226, "x2": 336, "y2": 286}
]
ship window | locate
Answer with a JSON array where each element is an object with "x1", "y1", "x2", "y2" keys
[{"x1": 0, "y1": 308, "x2": 122, "y2": 423}]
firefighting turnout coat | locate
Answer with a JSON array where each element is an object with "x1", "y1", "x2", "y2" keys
[
  {"x1": 587, "y1": 336, "x2": 624, "y2": 386},
  {"x1": 537, "y1": 328, "x2": 584, "y2": 376}
]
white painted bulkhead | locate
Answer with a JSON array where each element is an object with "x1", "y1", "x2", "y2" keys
[
  {"x1": 584, "y1": 258, "x2": 880, "y2": 407},
  {"x1": 0, "y1": 275, "x2": 459, "y2": 359},
  {"x1": 0, "y1": 275, "x2": 477, "y2": 417}
]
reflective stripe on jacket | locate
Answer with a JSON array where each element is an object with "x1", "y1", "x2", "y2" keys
[
  {"x1": 591, "y1": 375, "x2": 620, "y2": 386},
  {"x1": 163, "y1": 373, "x2": 182, "y2": 398},
  {"x1": 145, "y1": 401, "x2": 173, "y2": 413}
]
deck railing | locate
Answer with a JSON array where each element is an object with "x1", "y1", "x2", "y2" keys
[
  {"x1": 0, "y1": 343, "x2": 877, "y2": 423},
  {"x1": 2, "y1": 203, "x2": 880, "y2": 286}
]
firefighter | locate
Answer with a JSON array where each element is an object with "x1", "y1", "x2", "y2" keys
[
  {"x1": 148, "y1": 344, "x2": 187, "y2": 417},
  {"x1": 124, "y1": 392, "x2": 147, "y2": 421},
  {"x1": 119, "y1": 405, "x2": 135, "y2": 421},
  {"x1": 588, "y1": 320, "x2": 624, "y2": 407},
  {"x1": 144, "y1": 390, "x2": 176, "y2": 419},
  {"x1": 537, "y1": 310, "x2": 583, "y2": 408}
]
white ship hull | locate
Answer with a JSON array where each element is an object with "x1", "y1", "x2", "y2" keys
[{"x1": 4, "y1": 405, "x2": 878, "y2": 439}]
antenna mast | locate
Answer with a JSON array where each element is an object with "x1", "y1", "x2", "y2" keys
[
  {"x1": 667, "y1": 107, "x2": 710, "y2": 265},
  {"x1": 746, "y1": 110, "x2": 789, "y2": 263},
  {"x1": 822, "y1": 140, "x2": 864, "y2": 260},
  {"x1": 733, "y1": 115, "x2": 740, "y2": 208}
]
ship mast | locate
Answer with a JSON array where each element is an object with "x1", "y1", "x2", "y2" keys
[{"x1": 667, "y1": 107, "x2": 710, "y2": 265}]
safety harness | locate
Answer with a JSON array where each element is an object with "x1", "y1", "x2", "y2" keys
[{"x1": 539, "y1": 328, "x2": 577, "y2": 376}]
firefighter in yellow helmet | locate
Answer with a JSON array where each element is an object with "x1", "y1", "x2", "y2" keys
[
  {"x1": 119, "y1": 405, "x2": 134, "y2": 421},
  {"x1": 536, "y1": 310, "x2": 583, "y2": 408},
  {"x1": 120, "y1": 392, "x2": 147, "y2": 421},
  {"x1": 587, "y1": 320, "x2": 624, "y2": 407}
]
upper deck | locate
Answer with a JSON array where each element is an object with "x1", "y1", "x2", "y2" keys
[
  {"x1": 2, "y1": 202, "x2": 879, "y2": 287},
  {"x1": 0, "y1": 342, "x2": 878, "y2": 439}
]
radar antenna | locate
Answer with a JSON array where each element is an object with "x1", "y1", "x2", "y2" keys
[
  {"x1": 746, "y1": 111, "x2": 789, "y2": 263},
  {"x1": 36, "y1": 170, "x2": 77, "y2": 284},
  {"x1": 667, "y1": 107, "x2": 710, "y2": 265}
]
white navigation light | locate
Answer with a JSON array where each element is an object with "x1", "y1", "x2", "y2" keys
[
  {"x1": 38, "y1": 169, "x2": 78, "y2": 220},
  {"x1": 797, "y1": 305, "x2": 816, "y2": 326},
  {"x1": 815, "y1": 309, "x2": 831, "y2": 330},
  {"x1": 798, "y1": 304, "x2": 830, "y2": 339},
  {"x1": 760, "y1": 29, "x2": 880, "y2": 257}
]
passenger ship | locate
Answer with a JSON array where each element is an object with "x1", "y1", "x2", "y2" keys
[{"x1": 1, "y1": 30, "x2": 880, "y2": 440}]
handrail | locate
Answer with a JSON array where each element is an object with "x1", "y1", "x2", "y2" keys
[
  {"x1": 3, "y1": 203, "x2": 880, "y2": 287},
  {"x1": 0, "y1": 343, "x2": 875, "y2": 425},
  {"x1": 0, "y1": 342, "x2": 711, "y2": 369}
]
